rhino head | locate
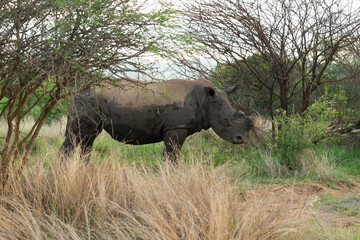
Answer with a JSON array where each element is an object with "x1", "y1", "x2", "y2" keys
[{"x1": 204, "y1": 85, "x2": 253, "y2": 144}]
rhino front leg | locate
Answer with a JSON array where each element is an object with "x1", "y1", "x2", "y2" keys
[
  {"x1": 163, "y1": 129, "x2": 188, "y2": 164},
  {"x1": 59, "y1": 108, "x2": 103, "y2": 162}
]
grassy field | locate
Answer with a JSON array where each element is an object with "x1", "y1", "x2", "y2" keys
[{"x1": 0, "y1": 118, "x2": 360, "y2": 239}]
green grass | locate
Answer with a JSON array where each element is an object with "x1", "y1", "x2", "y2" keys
[
  {"x1": 323, "y1": 146, "x2": 360, "y2": 175},
  {"x1": 93, "y1": 132, "x2": 163, "y2": 165}
]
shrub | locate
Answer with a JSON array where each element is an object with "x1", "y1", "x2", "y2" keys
[{"x1": 269, "y1": 89, "x2": 343, "y2": 170}]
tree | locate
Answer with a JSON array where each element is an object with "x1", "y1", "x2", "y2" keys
[
  {"x1": 213, "y1": 53, "x2": 276, "y2": 115},
  {"x1": 0, "y1": 0, "x2": 175, "y2": 185},
  {"x1": 175, "y1": 0, "x2": 360, "y2": 118}
]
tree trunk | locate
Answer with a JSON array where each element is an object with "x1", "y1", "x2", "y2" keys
[{"x1": 301, "y1": 85, "x2": 312, "y2": 113}]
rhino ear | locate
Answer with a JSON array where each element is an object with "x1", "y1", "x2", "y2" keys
[
  {"x1": 224, "y1": 84, "x2": 240, "y2": 95},
  {"x1": 204, "y1": 87, "x2": 216, "y2": 98}
]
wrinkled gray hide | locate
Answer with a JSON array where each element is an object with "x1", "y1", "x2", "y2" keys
[{"x1": 59, "y1": 78, "x2": 253, "y2": 163}]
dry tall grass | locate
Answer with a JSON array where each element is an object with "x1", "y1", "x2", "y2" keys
[
  {"x1": 247, "y1": 114, "x2": 272, "y2": 147},
  {"x1": 0, "y1": 154, "x2": 305, "y2": 240}
]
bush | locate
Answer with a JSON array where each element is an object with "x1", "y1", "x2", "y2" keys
[{"x1": 269, "y1": 89, "x2": 344, "y2": 170}]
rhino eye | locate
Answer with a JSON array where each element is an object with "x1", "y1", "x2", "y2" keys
[{"x1": 223, "y1": 117, "x2": 232, "y2": 127}]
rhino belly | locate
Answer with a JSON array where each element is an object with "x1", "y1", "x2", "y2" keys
[{"x1": 102, "y1": 106, "x2": 164, "y2": 145}]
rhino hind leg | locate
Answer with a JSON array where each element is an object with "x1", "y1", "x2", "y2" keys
[
  {"x1": 163, "y1": 129, "x2": 188, "y2": 164},
  {"x1": 59, "y1": 132, "x2": 99, "y2": 162}
]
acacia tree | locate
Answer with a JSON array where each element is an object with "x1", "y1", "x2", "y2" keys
[
  {"x1": 0, "y1": 0, "x2": 175, "y2": 185},
  {"x1": 174, "y1": 0, "x2": 360, "y2": 117}
]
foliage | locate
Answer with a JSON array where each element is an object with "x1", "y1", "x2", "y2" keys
[
  {"x1": 28, "y1": 80, "x2": 68, "y2": 123},
  {"x1": 324, "y1": 87, "x2": 358, "y2": 125},
  {"x1": 0, "y1": 84, "x2": 67, "y2": 124},
  {"x1": 28, "y1": 100, "x2": 66, "y2": 123}
]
